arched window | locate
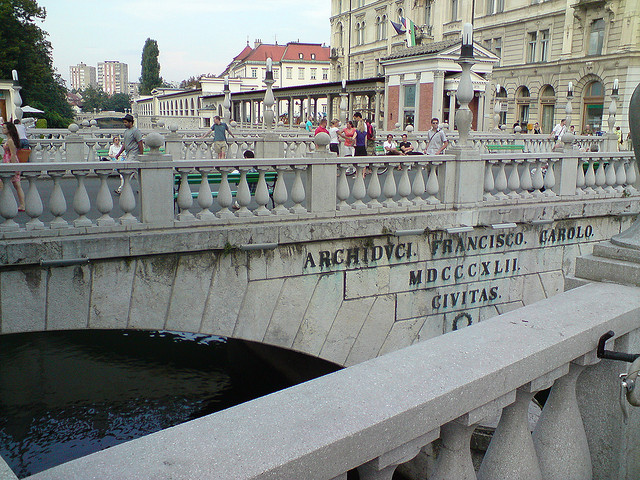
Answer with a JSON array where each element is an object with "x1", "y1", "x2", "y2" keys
[
  {"x1": 381, "y1": 15, "x2": 387, "y2": 38},
  {"x1": 539, "y1": 85, "x2": 556, "y2": 134},
  {"x1": 337, "y1": 23, "x2": 343, "y2": 47},
  {"x1": 583, "y1": 80, "x2": 604, "y2": 132}
]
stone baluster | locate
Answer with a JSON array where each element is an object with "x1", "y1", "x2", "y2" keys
[
  {"x1": 507, "y1": 159, "x2": 522, "y2": 199},
  {"x1": 54, "y1": 144, "x2": 64, "y2": 163},
  {"x1": 367, "y1": 164, "x2": 383, "y2": 209},
  {"x1": 533, "y1": 357, "x2": 597, "y2": 480},
  {"x1": 94, "y1": 169, "x2": 115, "y2": 226},
  {"x1": 253, "y1": 168, "x2": 272, "y2": 216},
  {"x1": 118, "y1": 169, "x2": 138, "y2": 224},
  {"x1": 520, "y1": 159, "x2": 533, "y2": 198},
  {"x1": 484, "y1": 161, "x2": 496, "y2": 201},
  {"x1": 358, "y1": 431, "x2": 439, "y2": 480},
  {"x1": 71, "y1": 171, "x2": 92, "y2": 227},
  {"x1": 478, "y1": 389, "x2": 542, "y2": 480},
  {"x1": 23, "y1": 172, "x2": 44, "y2": 230},
  {"x1": 336, "y1": 165, "x2": 351, "y2": 211},
  {"x1": 272, "y1": 166, "x2": 289, "y2": 215},
  {"x1": 584, "y1": 158, "x2": 597, "y2": 194},
  {"x1": 382, "y1": 163, "x2": 398, "y2": 208},
  {"x1": 411, "y1": 163, "x2": 426, "y2": 206},
  {"x1": 216, "y1": 168, "x2": 235, "y2": 219},
  {"x1": 350, "y1": 165, "x2": 367, "y2": 210},
  {"x1": 430, "y1": 420, "x2": 477, "y2": 480},
  {"x1": 425, "y1": 162, "x2": 441, "y2": 204},
  {"x1": 195, "y1": 168, "x2": 215, "y2": 221},
  {"x1": 593, "y1": 159, "x2": 606, "y2": 193},
  {"x1": 195, "y1": 141, "x2": 204, "y2": 160},
  {"x1": 531, "y1": 159, "x2": 546, "y2": 197},
  {"x1": 42, "y1": 143, "x2": 51, "y2": 162},
  {"x1": 176, "y1": 169, "x2": 195, "y2": 222},
  {"x1": 290, "y1": 166, "x2": 307, "y2": 214},
  {"x1": 614, "y1": 157, "x2": 627, "y2": 194},
  {"x1": 543, "y1": 159, "x2": 557, "y2": 197},
  {"x1": 575, "y1": 160, "x2": 586, "y2": 195},
  {"x1": 397, "y1": 162, "x2": 412, "y2": 207},
  {"x1": 48, "y1": 171, "x2": 69, "y2": 228},
  {"x1": 604, "y1": 158, "x2": 617, "y2": 194},
  {"x1": 494, "y1": 160, "x2": 508, "y2": 199},
  {"x1": 235, "y1": 168, "x2": 253, "y2": 217},
  {"x1": 0, "y1": 173, "x2": 20, "y2": 231},
  {"x1": 625, "y1": 157, "x2": 638, "y2": 195},
  {"x1": 86, "y1": 141, "x2": 96, "y2": 162}
]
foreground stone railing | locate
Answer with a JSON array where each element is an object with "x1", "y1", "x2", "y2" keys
[
  {"x1": 0, "y1": 148, "x2": 637, "y2": 233},
  {"x1": 24, "y1": 281, "x2": 640, "y2": 480}
]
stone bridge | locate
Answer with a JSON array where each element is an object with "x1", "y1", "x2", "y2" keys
[{"x1": 0, "y1": 135, "x2": 637, "y2": 367}]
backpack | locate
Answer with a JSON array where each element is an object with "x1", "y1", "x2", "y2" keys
[{"x1": 367, "y1": 122, "x2": 375, "y2": 140}]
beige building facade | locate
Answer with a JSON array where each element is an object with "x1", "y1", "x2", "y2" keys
[{"x1": 331, "y1": 0, "x2": 640, "y2": 134}]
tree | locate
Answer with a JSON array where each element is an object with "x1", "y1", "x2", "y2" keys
[
  {"x1": 105, "y1": 93, "x2": 132, "y2": 113},
  {"x1": 180, "y1": 76, "x2": 202, "y2": 89},
  {"x1": 80, "y1": 85, "x2": 109, "y2": 112},
  {"x1": 0, "y1": 0, "x2": 73, "y2": 127},
  {"x1": 139, "y1": 38, "x2": 164, "y2": 95}
]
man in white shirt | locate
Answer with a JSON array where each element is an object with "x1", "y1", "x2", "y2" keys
[
  {"x1": 550, "y1": 118, "x2": 567, "y2": 141},
  {"x1": 383, "y1": 134, "x2": 401, "y2": 155},
  {"x1": 424, "y1": 118, "x2": 449, "y2": 155}
]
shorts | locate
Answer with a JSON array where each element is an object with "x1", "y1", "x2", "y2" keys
[
  {"x1": 329, "y1": 143, "x2": 339, "y2": 154},
  {"x1": 355, "y1": 145, "x2": 367, "y2": 156},
  {"x1": 343, "y1": 146, "x2": 355, "y2": 156},
  {"x1": 214, "y1": 141, "x2": 227, "y2": 155},
  {"x1": 19, "y1": 139, "x2": 30, "y2": 149}
]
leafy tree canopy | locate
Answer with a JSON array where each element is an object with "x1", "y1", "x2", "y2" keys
[
  {"x1": 0, "y1": 0, "x2": 73, "y2": 127},
  {"x1": 139, "y1": 38, "x2": 164, "y2": 95},
  {"x1": 79, "y1": 86, "x2": 131, "y2": 113},
  {"x1": 180, "y1": 76, "x2": 202, "y2": 89}
]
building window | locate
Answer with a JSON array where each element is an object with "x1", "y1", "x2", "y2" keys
[
  {"x1": 310, "y1": 68, "x2": 317, "y2": 80},
  {"x1": 274, "y1": 68, "x2": 279, "y2": 79},
  {"x1": 355, "y1": 21, "x2": 366, "y2": 45},
  {"x1": 404, "y1": 84, "x2": 416, "y2": 108},
  {"x1": 298, "y1": 67, "x2": 305, "y2": 80},
  {"x1": 451, "y1": 0, "x2": 458, "y2": 22},
  {"x1": 286, "y1": 67, "x2": 293, "y2": 79},
  {"x1": 322, "y1": 68, "x2": 329, "y2": 80},
  {"x1": 516, "y1": 86, "x2": 531, "y2": 124},
  {"x1": 486, "y1": 0, "x2": 494, "y2": 15},
  {"x1": 484, "y1": 38, "x2": 492, "y2": 50},
  {"x1": 496, "y1": 86, "x2": 508, "y2": 126},
  {"x1": 252, "y1": 68, "x2": 258, "y2": 78},
  {"x1": 311, "y1": 53, "x2": 316, "y2": 60},
  {"x1": 540, "y1": 30, "x2": 550, "y2": 62},
  {"x1": 425, "y1": 5, "x2": 432, "y2": 28},
  {"x1": 494, "y1": 37, "x2": 502, "y2": 65},
  {"x1": 583, "y1": 81, "x2": 604, "y2": 132},
  {"x1": 540, "y1": 85, "x2": 556, "y2": 134},
  {"x1": 527, "y1": 32, "x2": 537, "y2": 63},
  {"x1": 496, "y1": 0, "x2": 504, "y2": 13},
  {"x1": 337, "y1": 23, "x2": 344, "y2": 47},
  {"x1": 588, "y1": 18, "x2": 605, "y2": 55}
]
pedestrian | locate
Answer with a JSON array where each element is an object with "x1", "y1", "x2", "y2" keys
[
  {"x1": 339, "y1": 121, "x2": 356, "y2": 156},
  {"x1": 424, "y1": 118, "x2": 449, "y2": 155},
  {"x1": 202, "y1": 115, "x2": 234, "y2": 159},
  {"x1": 399, "y1": 133, "x2": 422, "y2": 155},
  {"x1": 1, "y1": 121, "x2": 26, "y2": 211},
  {"x1": 114, "y1": 114, "x2": 143, "y2": 195},
  {"x1": 550, "y1": 118, "x2": 567, "y2": 141},
  {"x1": 314, "y1": 118, "x2": 329, "y2": 136},
  {"x1": 328, "y1": 119, "x2": 340, "y2": 155},
  {"x1": 305, "y1": 116, "x2": 313, "y2": 132},
  {"x1": 13, "y1": 119, "x2": 29, "y2": 149},
  {"x1": 108, "y1": 136, "x2": 123, "y2": 161},
  {"x1": 383, "y1": 134, "x2": 401, "y2": 155},
  {"x1": 353, "y1": 112, "x2": 367, "y2": 156},
  {"x1": 533, "y1": 122, "x2": 541, "y2": 134}
]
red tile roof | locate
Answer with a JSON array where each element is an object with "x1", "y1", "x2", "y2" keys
[{"x1": 232, "y1": 42, "x2": 330, "y2": 64}]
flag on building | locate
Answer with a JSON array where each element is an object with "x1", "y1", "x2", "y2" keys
[
  {"x1": 401, "y1": 17, "x2": 417, "y2": 47},
  {"x1": 390, "y1": 19, "x2": 406, "y2": 35}
]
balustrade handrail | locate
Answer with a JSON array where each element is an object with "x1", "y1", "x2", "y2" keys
[{"x1": 25, "y1": 281, "x2": 640, "y2": 480}]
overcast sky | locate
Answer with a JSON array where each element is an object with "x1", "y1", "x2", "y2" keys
[{"x1": 38, "y1": 0, "x2": 331, "y2": 87}]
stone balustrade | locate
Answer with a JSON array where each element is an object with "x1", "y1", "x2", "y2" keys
[
  {"x1": 0, "y1": 148, "x2": 637, "y2": 234},
  {"x1": 25, "y1": 280, "x2": 640, "y2": 480}
]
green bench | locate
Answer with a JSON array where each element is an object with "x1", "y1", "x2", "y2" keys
[{"x1": 486, "y1": 144, "x2": 525, "y2": 153}]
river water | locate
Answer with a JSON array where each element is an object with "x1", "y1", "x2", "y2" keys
[{"x1": 0, "y1": 330, "x2": 340, "y2": 478}]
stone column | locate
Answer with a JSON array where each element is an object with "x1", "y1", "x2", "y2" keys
[
  {"x1": 64, "y1": 124, "x2": 84, "y2": 163},
  {"x1": 374, "y1": 87, "x2": 382, "y2": 129},
  {"x1": 432, "y1": 70, "x2": 445, "y2": 121}
]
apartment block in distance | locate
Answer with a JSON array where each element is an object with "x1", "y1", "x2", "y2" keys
[
  {"x1": 98, "y1": 61, "x2": 129, "y2": 95},
  {"x1": 69, "y1": 62, "x2": 97, "y2": 91}
]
